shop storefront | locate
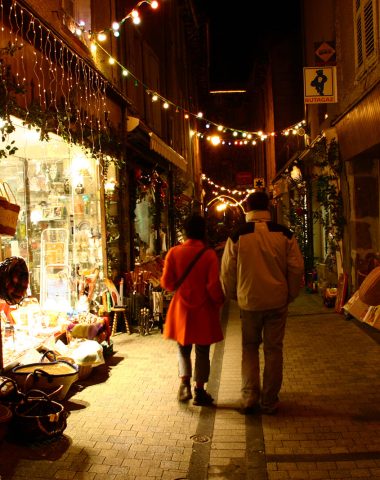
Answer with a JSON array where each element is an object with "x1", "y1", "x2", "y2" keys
[
  {"x1": 0, "y1": 116, "x2": 104, "y2": 308},
  {"x1": 0, "y1": 117, "x2": 107, "y2": 369}
]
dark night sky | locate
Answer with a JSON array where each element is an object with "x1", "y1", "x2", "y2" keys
[{"x1": 203, "y1": 2, "x2": 302, "y2": 89}]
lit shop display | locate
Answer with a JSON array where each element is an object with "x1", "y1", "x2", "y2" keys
[
  {"x1": 0, "y1": 118, "x2": 106, "y2": 370},
  {"x1": 134, "y1": 169, "x2": 169, "y2": 263},
  {"x1": 0, "y1": 117, "x2": 103, "y2": 304}
]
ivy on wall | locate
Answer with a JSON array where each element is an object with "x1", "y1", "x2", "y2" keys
[{"x1": 282, "y1": 137, "x2": 345, "y2": 272}]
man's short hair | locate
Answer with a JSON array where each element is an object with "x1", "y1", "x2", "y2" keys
[
  {"x1": 184, "y1": 213, "x2": 206, "y2": 240},
  {"x1": 246, "y1": 191, "x2": 269, "y2": 211}
]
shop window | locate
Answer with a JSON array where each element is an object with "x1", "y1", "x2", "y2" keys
[
  {"x1": 0, "y1": 117, "x2": 104, "y2": 311},
  {"x1": 354, "y1": 0, "x2": 378, "y2": 77},
  {"x1": 133, "y1": 169, "x2": 168, "y2": 263}
]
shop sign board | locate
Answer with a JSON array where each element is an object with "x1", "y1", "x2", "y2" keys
[
  {"x1": 314, "y1": 41, "x2": 336, "y2": 66},
  {"x1": 304, "y1": 66, "x2": 337, "y2": 104}
]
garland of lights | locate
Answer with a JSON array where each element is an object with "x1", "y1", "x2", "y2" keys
[
  {"x1": 91, "y1": 36, "x2": 308, "y2": 143},
  {"x1": 0, "y1": 0, "x2": 131, "y2": 176},
  {"x1": 202, "y1": 173, "x2": 256, "y2": 210},
  {"x1": 72, "y1": 1, "x2": 159, "y2": 39},
  {"x1": 2, "y1": 0, "x2": 308, "y2": 158},
  {"x1": 51, "y1": 0, "x2": 309, "y2": 145},
  {"x1": 77, "y1": 0, "x2": 308, "y2": 144}
]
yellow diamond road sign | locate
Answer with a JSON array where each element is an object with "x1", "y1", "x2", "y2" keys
[{"x1": 254, "y1": 178, "x2": 265, "y2": 189}]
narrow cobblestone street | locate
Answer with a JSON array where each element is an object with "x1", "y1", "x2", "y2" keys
[{"x1": 1, "y1": 292, "x2": 380, "y2": 480}]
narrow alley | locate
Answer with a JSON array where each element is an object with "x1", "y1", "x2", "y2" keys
[{"x1": 1, "y1": 292, "x2": 380, "y2": 480}]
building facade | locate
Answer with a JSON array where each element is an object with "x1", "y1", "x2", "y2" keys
[{"x1": 0, "y1": 0, "x2": 205, "y2": 306}]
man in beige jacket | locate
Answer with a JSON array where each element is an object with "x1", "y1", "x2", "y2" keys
[{"x1": 220, "y1": 190, "x2": 304, "y2": 414}]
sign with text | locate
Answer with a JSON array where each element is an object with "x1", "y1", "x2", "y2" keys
[{"x1": 304, "y1": 66, "x2": 337, "y2": 104}]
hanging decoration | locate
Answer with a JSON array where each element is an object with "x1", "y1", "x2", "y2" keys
[
  {"x1": 90, "y1": 38, "x2": 307, "y2": 144},
  {"x1": 0, "y1": 0, "x2": 126, "y2": 176},
  {"x1": 281, "y1": 137, "x2": 345, "y2": 272},
  {"x1": 90, "y1": 27, "x2": 308, "y2": 143},
  {"x1": 72, "y1": 1, "x2": 159, "y2": 41}
]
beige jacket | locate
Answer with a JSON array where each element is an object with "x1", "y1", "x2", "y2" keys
[{"x1": 220, "y1": 210, "x2": 304, "y2": 311}]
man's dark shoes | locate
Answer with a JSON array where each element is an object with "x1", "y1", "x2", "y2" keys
[
  {"x1": 193, "y1": 387, "x2": 214, "y2": 406},
  {"x1": 177, "y1": 383, "x2": 192, "y2": 402}
]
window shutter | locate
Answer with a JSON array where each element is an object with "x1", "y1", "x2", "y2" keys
[
  {"x1": 357, "y1": 16, "x2": 363, "y2": 66},
  {"x1": 354, "y1": 0, "x2": 377, "y2": 75},
  {"x1": 364, "y1": 0, "x2": 375, "y2": 57}
]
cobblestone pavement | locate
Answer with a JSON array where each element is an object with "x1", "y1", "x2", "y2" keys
[{"x1": 1, "y1": 292, "x2": 380, "y2": 479}]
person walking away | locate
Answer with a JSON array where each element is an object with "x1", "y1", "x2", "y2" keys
[
  {"x1": 220, "y1": 190, "x2": 304, "y2": 415},
  {"x1": 161, "y1": 213, "x2": 225, "y2": 406}
]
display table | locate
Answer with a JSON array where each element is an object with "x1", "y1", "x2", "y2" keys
[{"x1": 1, "y1": 326, "x2": 58, "y2": 371}]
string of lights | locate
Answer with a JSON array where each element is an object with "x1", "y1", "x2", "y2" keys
[
  {"x1": 71, "y1": 1, "x2": 159, "y2": 39},
  {"x1": 92, "y1": 38, "x2": 307, "y2": 143},
  {"x1": 45, "y1": 0, "x2": 308, "y2": 144}
]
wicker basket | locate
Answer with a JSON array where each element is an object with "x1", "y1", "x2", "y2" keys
[
  {"x1": 12, "y1": 360, "x2": 79, "y2": 401},
  {"x1": 13, "y1": 390, "x2": 68, "y2": 441},
  {"x1": 0, "y1": 182, "x2": 20, "y2": 236},
  {"x1": 78, "y1": 365, "x2": 93, "y2": 380},
  {"x1": 0, "y1": 404, "x2": 12, "y2": 441}
]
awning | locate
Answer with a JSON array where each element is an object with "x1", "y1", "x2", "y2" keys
[{"x1": 149, "y1": 132, "x2": 187, "y2": 171}]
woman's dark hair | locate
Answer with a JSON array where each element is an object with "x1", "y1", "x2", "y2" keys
[
  {"x1": 184, "y1": 213, "x2": 206, "y2": 240},
  {"x1": 246, "y1": 190, "x2": 269, "y2": 211}
]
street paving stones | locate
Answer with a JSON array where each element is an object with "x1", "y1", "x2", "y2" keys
[{"x1": 1, "y1": 292, "x2": 380, "y2": 479}]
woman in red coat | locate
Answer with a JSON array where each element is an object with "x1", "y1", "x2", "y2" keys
[{"x1": 160, "y1": 214, "x2": 225, "y2": 406}]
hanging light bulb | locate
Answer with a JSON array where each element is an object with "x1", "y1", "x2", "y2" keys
[
  {"x1": 109, "y1": 57, "x2": 115, "y2": 65},
  {"x1": 90, "y1": 43, "x2": 97, "y2": 53},
  {"x1": 210, "y1": 136, "x2": 221, "y2": 146},
  {"x1": 163, "y1": 102, "x2": 169, "y2": 109},
  {"x1": 197, "y1": 112, "x2": 203, "y2": 118},
  {"x1": 122, "y1": 69, "x2": 129, "y2": 77},
  {"x1": 97, "y1": 32, "x2": 107, "y2": 42},
  {"x1": 152, "y1": 94, "x2": 158, "y2": 102},
  {"x1": 131, "y1": 10, "x2": 141, "y2": 24},
  {"x1": 151, "y1": 1, "x2": 159, "y2": 8}
]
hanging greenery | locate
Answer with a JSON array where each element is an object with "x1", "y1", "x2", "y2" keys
[
  {"x1": 0, "y1": 42, "x2": 24, "y2": 158},
  {"x1": 173, "y1": 169, "x2": 192, "y2": 239},
  {"x1": 283, "y1": 173, "x2": 309, "y2": 260},
  {"x1": 282, "y1": 137, "x2": 345, "y2": 272}
]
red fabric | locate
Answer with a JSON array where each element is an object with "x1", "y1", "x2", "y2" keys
[{"x1": 160, "y1": 239, "x2": 225, "y2": 346}]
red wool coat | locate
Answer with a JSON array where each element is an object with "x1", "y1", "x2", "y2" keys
[{"x1": 160, "y1": 239, "x2": 225, "y2": 346}]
